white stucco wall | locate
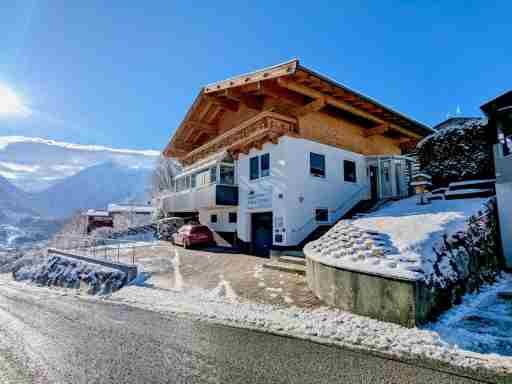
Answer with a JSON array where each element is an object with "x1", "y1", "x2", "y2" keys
[
  {"x1": 237, "y1": 136, "x2": 369, "y2": 246},
  {"x1": 198, "y1": 208, "x2": 238, "y2": 233},
  {"x1": 496, "y1": 182, "x2": 512, "y2": 268}
]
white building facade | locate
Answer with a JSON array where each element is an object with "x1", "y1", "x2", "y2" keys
[
  {"x1": 161, "y1": 60, "x2": 432, "y2": 255},
  {"x1": 162, "y1": 135, "x2": 412, "y2": 255}
]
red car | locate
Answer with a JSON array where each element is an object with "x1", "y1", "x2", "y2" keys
[{"x1": 172, "y1": 224, "x2": 214, "y2": 248}]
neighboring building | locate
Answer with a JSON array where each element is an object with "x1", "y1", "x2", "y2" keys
[
  {"x1": 84, "y1": 210, "x2": 113, "y2": 234},
  {"x1": 162, "y1": 60, "x2": 433, "y2": 256},
  {"x1": 481, "y1": 90, "x2": 512, "y2": 268},
  {"x1": 107, "y1": 204, "x2": 155, "y2": 230}
]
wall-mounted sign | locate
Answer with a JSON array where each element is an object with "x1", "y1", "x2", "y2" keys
[{"x1": 247, "y1": 189, "x2": 272, "y2": 210}]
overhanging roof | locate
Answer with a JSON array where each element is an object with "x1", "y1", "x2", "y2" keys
[{"x1": 164, "y1": 59, "x2": 433, "y2": 158}]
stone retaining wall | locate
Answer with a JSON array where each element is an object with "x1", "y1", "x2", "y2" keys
[
  {"x1": 306, "y1": 257, "x2": 435, "y2": 327},
  {"x1": 47, "y1": 248, "x2": 138, "y2": 283}
]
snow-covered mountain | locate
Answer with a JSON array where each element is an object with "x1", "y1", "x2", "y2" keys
[
  {"x1": 0, "y1": 136, "x2": 160, "y2": 192},
  {"x1": 0, "y1": 136, "x2": 163, "y2": 247},
  {"x1": 0, "y1": 174, "x2": 35, "y2": 220},
  {"x1": 30, "y1": 161, "x2": 152, "y2": 218}
]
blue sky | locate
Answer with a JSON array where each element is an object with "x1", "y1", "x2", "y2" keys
[{"x1": 0, "y1": 1, "x2": 510, "y2": 151}]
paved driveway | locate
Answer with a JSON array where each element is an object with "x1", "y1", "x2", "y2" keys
[{"x1": 117, "y1": 242, "x2": 322, "y2": 308}]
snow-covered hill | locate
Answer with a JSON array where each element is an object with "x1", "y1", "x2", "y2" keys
[
  {"x1": 0, "y1": 174, "x2": 35, "y2": 220},
  {"x1": 30, "y1": 161, "x2": 152, "y2": 218},
  {"x1": 0, "y1": 136, "x2": 159, "y2": 192},
  {"x1": 0, "y1": 136, "x2": 163, "y2": 247}
]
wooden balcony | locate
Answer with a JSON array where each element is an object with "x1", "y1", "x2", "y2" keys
[{"x1": 180, "y1": 111, "x2": 298, "y2": 166}]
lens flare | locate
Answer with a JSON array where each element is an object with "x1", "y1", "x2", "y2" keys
[{"x1": 0, "y1": 83, "x2": 31, "y2": 117}]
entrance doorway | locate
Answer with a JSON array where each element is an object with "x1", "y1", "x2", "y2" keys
[
  {"x1": 251, "y1": 212, "x2": 273, "y2": 257},
  {"x1": 369, "y1": 165, "x2": 379, "y2": 201},
  {"x1": 381, "y1": 160, "x2": 392, "y2": 198}
]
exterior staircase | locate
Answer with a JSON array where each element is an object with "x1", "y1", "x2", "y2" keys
[
  {"x1": 431, "y1": 179, "x2": 496, "y2": 200},
  {"x1": 263, "y1": 255, "x2": 306, "y2": 275},
  {"x1": 263, "y1": 196, "x2": 388, "y2": 275}
]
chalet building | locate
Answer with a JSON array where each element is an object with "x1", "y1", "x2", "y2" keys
[
  {"x1": 161, "y1": 60, "x2": 433, "y2": 256},
  {"x1": 481, "y1": 90, "x2": 512, "y2": 268}
]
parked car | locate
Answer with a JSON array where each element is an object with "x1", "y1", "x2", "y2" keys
[
  {"x1": 156, "y1": 217, "x2": 186, "y2": 241},
  {"x1": 172, "y1": 224, "x2": 214, "y2": 248}
]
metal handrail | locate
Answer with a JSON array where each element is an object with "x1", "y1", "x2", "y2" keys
[
  {"x1": 49, "y1": 234, "x2": 163, "y2": 265},
  {"x1": 291, "y1": 185, "x2": 369, "y2": 233}
]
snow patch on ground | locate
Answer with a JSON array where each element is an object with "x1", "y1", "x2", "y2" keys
[
  {"x1": 107, "y1": 283, "x2": 512, "y2": 375},
  {"x1": 426, "y1": 273, "x2": 512, "y2": 356}
]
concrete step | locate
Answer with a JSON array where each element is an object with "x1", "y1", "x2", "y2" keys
[
  {"x1": 278, "y1": 255, "x2": 306, "y2": 266},
  {"x1": 445, "y1": 188, "x2": 495, "y2": 200},
  {"x1": 263, "y1": 260, "x2": 306, "y2": 275}
]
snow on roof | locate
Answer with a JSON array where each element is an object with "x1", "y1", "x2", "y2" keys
[
  {"x1": 304, "y1": 197, "x2": 486, "y2": 283},
  {"x1": 107, "y1": 204, "x2": 154, "y2": 213},
  {"x1": 85, "y1": 209, "x2": 110, "y2": 217},
  {"x1": 417, "y1": 117, "x2": 488, "y2": 148},
  {"x1": 413, "y1": 173, "x2": 432, "y2": 180},
  {"x1": 410, "y1": 181, "x2": 432, "y2": 186}
]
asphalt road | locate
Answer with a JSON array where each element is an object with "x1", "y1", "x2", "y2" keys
[{"x1": 0, "y1": 280, "x2": 490, "y2": 384}]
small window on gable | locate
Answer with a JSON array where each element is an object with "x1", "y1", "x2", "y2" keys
[
  {"x1": 260, "y1": 153, "x2": 270, "y2": 177},
  {"x1": 344, "y1": 160, "x2": 357, "y2": 183},
  {"x1": 250, "y1": 157, "x2": 259, "y2": 180},
  {"x1": 228, "y1": 212, "x2": 237, "y2": 223},
  {"x1": 210, "y1": 214, "x2": 218, "y2": 223},
  {"x1": 315, "y1": 208, "x2": 329, "y2": 222},
  {"x1": 310, "y1": 153, "x2": 325, "y2": 178}
]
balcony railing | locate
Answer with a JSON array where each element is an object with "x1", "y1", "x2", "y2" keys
[
  {"x1": 182, "y1": 111, "x2": 298, "y2": 166},
  {"x1": 161, "y1": 184, "x2": 238, "y2": 213}
]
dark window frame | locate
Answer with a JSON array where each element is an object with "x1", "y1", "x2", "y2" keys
[
  {"x1": 228, "y1": 212, "x2": 237, "y2": 223},
  {"x1": 249, "y1": 156, "x2": 259, "y2": 180},
  {"x1": 260, "y1": 153, "x2": 270, "y2": 178},
  {"x1": 310, "y1": 152, "x2": 326, "y2": 178},
  {"x1": 343, "y1": 160, "x2": 357, "y2": 183},
  {"x1": 315, "y1": 208, "x2": 329, "y2": 223},
  {"x1": 210, "y1": 214, "x2": 218, "y2": 223}
]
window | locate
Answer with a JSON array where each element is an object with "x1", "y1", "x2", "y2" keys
[
  {"x1": 250, "y1": 156, "x2": 259, "y2": 180},
  {"x1": 228, "y1": 212, "x2": 237, "y2": 223},
  {"x1": 315, "y1": 208, "x2": 329, "y2": 222},
  {"x1": 220, "y1": 165, "x2": 235, "y2": 185},
  {"x1": 260, "y1": 153, "x2": 270, "y2": 177},
  {"x1": 210, "y1": 166, "x2": 217, "y2": 183},
  {"x1": 343, "y1": 160, "x2": 357, "y2": 183},
  {"x1": 176, "y1": 177, "x2": 190, "y2": 192},
  {"x1": 310, "y1": 153, "x2": 325, "y2": 178},
  {"x1": 210, "y1": 214, "x2": 218, "y2": 223}
]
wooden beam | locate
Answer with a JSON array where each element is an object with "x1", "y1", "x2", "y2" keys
[
  {"x1": 276, "y1": 78, "x2": 422, "y2": 139},
  {"x1": 204, "y1": 95, "x2": 239, "y2": 112},
  {"x1": 221, "y1": 88, "x2": 263, "y2": 110},
  {"x1": 186, "y1": 120, "x2": 218, "y2": 133},
  {"x1": 260, "y1": 81, "x2": 305, "y2": 106},
  {"x1": 196, "y1": 101, "x2": 212, "y2": 121},
  {"x1": 203, "y1": 60, "x2": 298, "y2": 93},
  {"x1": 363, "y1": 124, "x2": 389, "y2": 137},
  {"x1": 290, "y1": 97, "x2": 326, "y2": 117}
]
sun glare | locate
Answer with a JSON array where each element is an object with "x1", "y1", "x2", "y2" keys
[{"x1": 0, "y1": 83, "x2": 31, "y2": 118}]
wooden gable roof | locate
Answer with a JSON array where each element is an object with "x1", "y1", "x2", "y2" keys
[{"x1": 164, "y1": 59, "x2": 433, "y2": 158}]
